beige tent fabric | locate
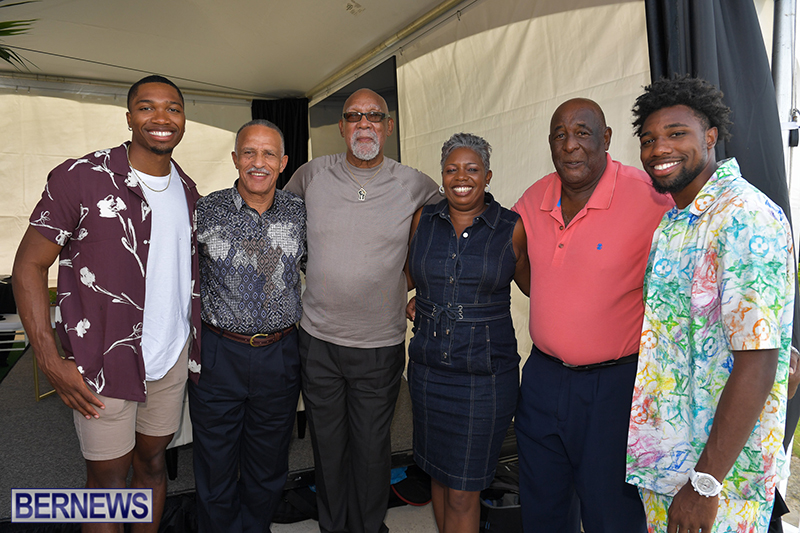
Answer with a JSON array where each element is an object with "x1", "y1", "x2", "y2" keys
[
  {"x1": 396, "y1": 1, "x2": 650, "y2": 361},
  {"x1": 0, "y1": 92, "x2": 250, "y2": 282}
]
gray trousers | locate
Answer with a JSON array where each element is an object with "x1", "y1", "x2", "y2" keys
[{"x1": 298, "y1": 327, "x2": 404, "y2": 533}]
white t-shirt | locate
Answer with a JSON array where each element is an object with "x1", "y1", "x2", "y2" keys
[{"x1": 135, "y1": 163, "x2": 191, "y2": 380}]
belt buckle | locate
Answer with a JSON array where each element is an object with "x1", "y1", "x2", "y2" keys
[{"x1": 249, "y1": 333, "x2": 271, "y2": 347}]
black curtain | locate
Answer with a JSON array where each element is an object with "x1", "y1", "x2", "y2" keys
[
  {"x1": 644, "y1": 0, "x2": 800, "y2": 456},
  {"x1": 251, "y1": 98, "x2": 309, "y2": 190}
]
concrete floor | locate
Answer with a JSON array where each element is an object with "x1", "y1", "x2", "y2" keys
[{"x1": 272, "y1": 504, "x2": 438, "y2": 532}]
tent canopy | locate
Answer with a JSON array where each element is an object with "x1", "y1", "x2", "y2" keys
[
  {"x1": 0, "y1": 0, "x2": 457, "y2": 98},
  {"x1": 0, "y1": 0, "x2": 675, "y2": 101}
]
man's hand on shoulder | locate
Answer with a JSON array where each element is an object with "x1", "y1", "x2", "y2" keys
[{"x1": 667, "y1": 483, "x2": 718, "y2": 533}]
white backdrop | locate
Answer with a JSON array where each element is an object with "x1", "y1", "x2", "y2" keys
[{"x1": 0, "y1": 91, "x2": 251, "y2": 282}]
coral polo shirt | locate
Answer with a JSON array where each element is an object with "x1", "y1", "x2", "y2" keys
[{"x1": 512, "y1": 154, "x2": 672, "y2": 365}]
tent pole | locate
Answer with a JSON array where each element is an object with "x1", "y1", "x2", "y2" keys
[{"x1": 772, "y1": 0, "x2": 796, "y2": 187}]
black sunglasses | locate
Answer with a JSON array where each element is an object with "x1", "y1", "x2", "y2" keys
[{"x1": 342, "y1": 111, "x2": 389, "y2": 123}]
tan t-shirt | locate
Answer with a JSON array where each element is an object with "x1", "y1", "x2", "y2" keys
[{"x1": 285, "y1": 153, "x2": 439, "y2": 348}]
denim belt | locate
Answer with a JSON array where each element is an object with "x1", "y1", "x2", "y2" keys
[
  {"x1": 415, "y1": 296, "x2": 510, "y2": 324},
  {"x1": 415, "y1": 296, "x2": 510, "y2": 338},
  {"x1": 204, "y1": 322, "x2": 294, "y2": 347}
]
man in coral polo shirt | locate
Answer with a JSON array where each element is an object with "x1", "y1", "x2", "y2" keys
[{"x1": 512, "y1": 98, "x2": 672, "y2": 532}]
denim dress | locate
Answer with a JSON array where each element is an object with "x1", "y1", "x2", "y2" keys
[{"x1": 407, "y1": 194, "x2": 520, "y2": 491}]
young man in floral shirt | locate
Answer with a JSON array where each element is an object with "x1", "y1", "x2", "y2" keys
[
  {"x1": 13, "y1": 75, "x2": 200, "y2": 533},
  {"x1": 625, "y1": 76, "x2": 795, "y2": 533}
]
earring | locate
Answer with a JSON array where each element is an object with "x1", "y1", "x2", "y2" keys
[
  {"x1": 128, "y1": 127, "x2": 132, "y2": 131},
  {"x1": 485, "y1": 184, "x2": 491, "y2": 193},
  {"x1": 439, "y1": 185, "x2": 445, "y2": 194}
]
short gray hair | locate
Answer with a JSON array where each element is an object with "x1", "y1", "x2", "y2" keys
[
  {"x1": 440, "y1": 133, "x2": 491, "y2": 171},
  {"x1": 235, "y1": 119, "x2": 285, "y2": 156}
]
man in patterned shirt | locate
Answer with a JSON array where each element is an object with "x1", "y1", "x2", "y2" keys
[
  {"x1": 13, "y1": 75, "x2": 200, "y2": 532},
  {"x1": 189, "y1": 119, "x2": 306, "y2": 532},
  {"x1": 626, "y1": 76, "x2": 795, "y2": 533}
]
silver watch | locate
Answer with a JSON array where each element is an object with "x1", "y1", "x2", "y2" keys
[{"x1": 688, "y1": 468, "x2": 722, "y2": 497}]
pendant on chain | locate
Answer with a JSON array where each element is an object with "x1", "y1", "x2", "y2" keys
[{"x1": 358, "y1": 188, "x2": 367, "y2": 201}]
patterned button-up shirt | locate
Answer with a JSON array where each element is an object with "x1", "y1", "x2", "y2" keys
[
  {"x1": 30, "y1": 143, "x2": 202, "y2": 402},
  {"x1": 197, "y1": 185, "x2": 306, "y2": 337},
  {"x1": 626, "y1": 158, "x2": 794, "y2": 503}
]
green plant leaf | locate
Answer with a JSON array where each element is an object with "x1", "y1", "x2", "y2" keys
[
  {"x1": 0, "y1": 19, "x2": 34, "y2": 34},
  {"x1": 0, "y1": 0, "x2": 37, "y2": 9},
  {"x1": 0, "y1": 0, "x2": 36, "y2": 68}
]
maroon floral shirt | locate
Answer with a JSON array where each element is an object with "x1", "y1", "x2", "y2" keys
[{"x1": 30, "y1": 143, "x2": 201, "y2": 401}]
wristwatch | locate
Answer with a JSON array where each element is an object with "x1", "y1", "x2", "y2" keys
[{"x1": 688, "y1": 468, "x2": 722, "y2": 497}]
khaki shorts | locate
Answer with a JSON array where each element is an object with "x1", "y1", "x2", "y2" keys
[{"x1": 73, "y1": 335, "x2": 190, "y2": 461}]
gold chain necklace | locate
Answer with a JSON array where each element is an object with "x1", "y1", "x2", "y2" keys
[
  {"x1": 126, "y1": 145, "x2": 171, "y2": 193},
  {"x1": 344, "y1": 160, "x2": 384, "y2": 201}
]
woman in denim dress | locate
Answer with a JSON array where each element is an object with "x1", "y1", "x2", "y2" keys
[{"x1": 405, "y1": 133, "x2": 529, "y2": 532}]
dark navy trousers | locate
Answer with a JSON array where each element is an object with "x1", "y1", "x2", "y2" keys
[
  {"x1": 515, "y1": 345, "x2": 646, "y2": 533},
  {"x1": 189, "y1": 324, "x2": 301, "y2": 533}
]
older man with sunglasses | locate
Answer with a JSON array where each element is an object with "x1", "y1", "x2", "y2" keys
[{"x1": 285, "y1": 88, "x2": 438, "y2": 533}]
